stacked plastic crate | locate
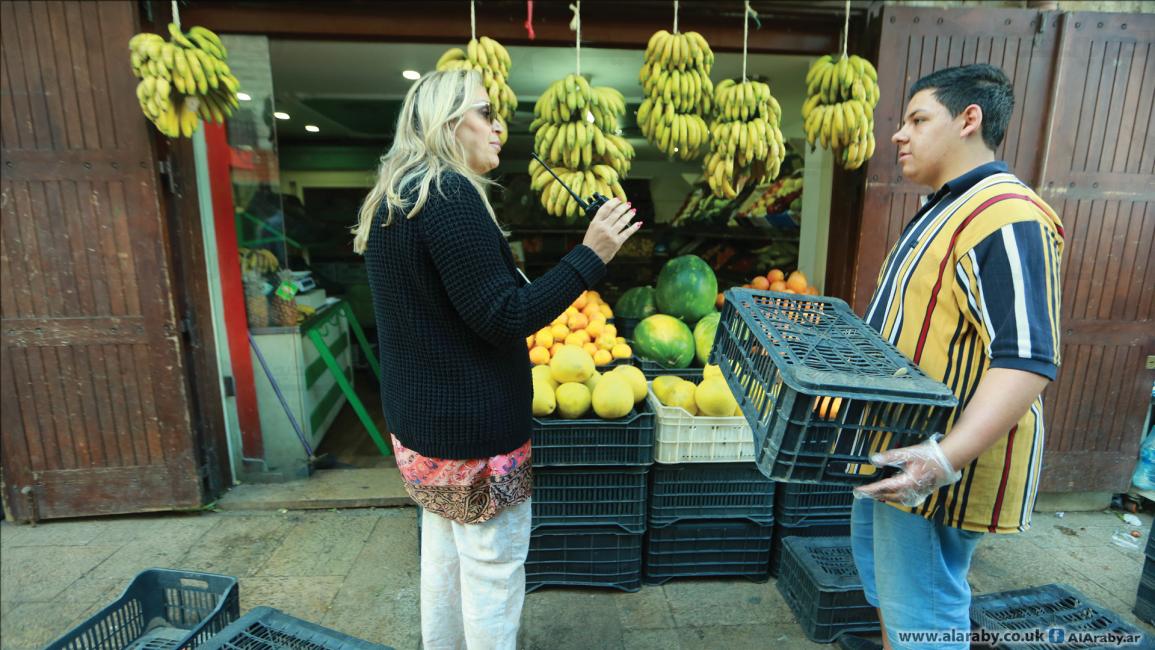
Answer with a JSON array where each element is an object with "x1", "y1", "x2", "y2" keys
[
  {"x1": 769, "y1": 482, "x2": 854, "y2": 576},
  {"x1": 712, "y1": 290, "x2": 959, "y2": 642},
  {"x1": 1136, "y1": 519, "x2": 1155, "y2": 625},
  {"x1": 973, "y1": 584, "x2": 1148, "y2": 647},
  {"x1": 527, "y1": 400, "x2": 656, "y2": 592},
  {"x1": 642, "y1": 375, "x2": 776, "y2": 584}
]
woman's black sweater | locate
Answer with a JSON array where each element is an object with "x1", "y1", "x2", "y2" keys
[{"x1": 364, "y1": 172, "x2": 606, "y2": 458}]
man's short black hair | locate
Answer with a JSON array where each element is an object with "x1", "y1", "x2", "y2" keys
[{"x1": 909, "y1": 64, "x2": 1014, "y2": 151}]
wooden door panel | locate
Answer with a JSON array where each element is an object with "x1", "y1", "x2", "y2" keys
[{"x1": 0, "y1": 1, "x2": 200, "y2": 519}]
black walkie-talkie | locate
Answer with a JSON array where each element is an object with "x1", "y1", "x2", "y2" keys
[{"x1": 530, "y1": 152, "x2": 610, "y2": 219}]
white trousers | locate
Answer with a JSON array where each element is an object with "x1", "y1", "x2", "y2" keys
[{"x1": 420, "y1": 498, "x2": 532, "y2": 650}]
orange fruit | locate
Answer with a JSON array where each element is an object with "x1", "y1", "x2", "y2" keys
[
  {"x1": 782, "y1": 289, "x2": 796, "y2": 294},
  {"x1": 603, "y1": 324, "x2": 617, "y2": 338},
  {"x1": 586, "y1": 319, "x2": 605, "y2": 338},
  {"x1": 526, "y1": 335, "x2": 535, "y2": 350},
  {"x1": 586, "y1": 290, "x2": 602, "y2": 304},
  {"x1": 574, "y1": 330, "x2": 591, "y2": 344},
  {"x1": 568, "y1": 313, "x2": 589, "y2": 331},
  {"x1": 769, "y1": 280, "x2": 787, "y2": 292},
  {"x1": 815, "y1": 396, "x2": 843, "y2": 419},
  {"x1": 593, "y1": 349, "x2": 613, "y2": 366},
  {"x1": 529, "y1": 346, "x2": 550, "y2": 365},
  {"x1": 573, "y1": 292, "x2": 589, "y2": 310},
  {"x1": 565, "y1": 332, "x2": 585, "y2": 347},
  {"x1": 767, "y1": 269, "x2": 785, "y2": 283},
  {"x1": 742, "y1": 283, "x2": 751, "y2": 289},
  {"x1": 807, "y1": 286, "x2": 820, "y2": 295},
  {"x1": 611, "y1": 343, "x2": 632, "y2": 359},
  {"x1": 716, "y1": 292, "x2": 725, "y2": 309},
  {"x1": 550, "y1": 343, "x2": 564, "y2": 358},
  {"x1": 583, "y1": 342, "x2": 599, "y2": 357},
  {"x1": 599, "y1": 304, "x2": 613, "y2": 318},
  {"x1": 581, "y1": 304, "x2": 601, "y2": 319},
  {"x1": 534, "y1": 329, "x2": 554, "y2": 348},
  {"x1": 786, "y1": 271, "x2": 808, "y2": 293},
  {"x1": 551, "y1": 323, "x2": 570, "y2": 340},
  {"x1": 751, "y1": 276, "x2": 770, "y2": 290}
]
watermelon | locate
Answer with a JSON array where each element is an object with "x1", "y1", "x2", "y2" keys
[
  {"x1": 633, "y1": 314, "x2": 695, "y2": 368},
  {"x1": 615, "y1": 286, "x2": 658, "y2": 320},
  {"x1": 693, "y1": 312, "x2": 721, "y2": 366},
  {"x1": 655, "y1": 255, "x2": 718, "y2": 324}
]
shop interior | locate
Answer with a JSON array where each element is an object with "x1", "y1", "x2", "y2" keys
[{"x1": 222, "y1": 37, "x2": 818, "y2": 475}]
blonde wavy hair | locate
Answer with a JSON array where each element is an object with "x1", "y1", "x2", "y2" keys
[{"x1": 352, "y1": 69, "x2": 501, "y2": 254}]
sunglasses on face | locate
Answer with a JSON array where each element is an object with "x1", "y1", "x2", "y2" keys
[{"x1": 470, "y1": 102, "x2": 498, "y2": 126}]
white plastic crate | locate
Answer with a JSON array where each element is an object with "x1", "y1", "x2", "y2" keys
[{"x1": 647, "y1": 385, "x2": 756, "y2": 463}]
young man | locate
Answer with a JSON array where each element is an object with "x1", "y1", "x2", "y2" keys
[{"x1": 845, "y1": 64, "x2": 1064, "y2": 650}]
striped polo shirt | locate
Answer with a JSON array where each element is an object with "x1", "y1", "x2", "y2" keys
[{"x1": 865, "y1": 161, "x2": 1064, "y2": 534}]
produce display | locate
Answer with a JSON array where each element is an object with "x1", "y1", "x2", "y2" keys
[
  {"x1": 533, "y1": 361, "x2": 648, "y2": 420},
  {"x1": 714, "y1": 268, "x2": 820, "y2": 310},
  {"x1": 652, "y1": 365, "x2": 741, "y2": 417},
  {"x1": 654, "y1": 255, "x2": 718, "y2": 324},
  {"x1": 633, "y1": 314, "x2": 696, "y2": 369},
  {"x1": 129, "y1": 25, "x2": 239, "y2": 138},
  {"x1": 703, "y1": 79, "x2": 787, "y2": 199},
  {"x1": 436, "y1": 37, "x2": 517, "y2": 145},
  {"x1": 526, "y1": 291, "x2": 632, "y2": 367},
  {"x1": 740, "y1": 175, "x2": 804, "y2": 219},
  {"x1": 614, "y1": 286, "x2": 659, "y2": 321},
  {"x1": 802, "y1": 54, "x2": 880, "y2": 170},
  {"x1": 637, "y1": 30, "x2": 714, "y2": 160}
]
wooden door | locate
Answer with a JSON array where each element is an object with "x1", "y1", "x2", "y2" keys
[
  {"x1": 0, "y1": 1, "x2": 202, "y2": 519},
  {"x1": 1033, "y1": 12, "x2": 1155, "y2": 491},
  {"x1": 856, "y1": 5, "x2": 1154, "y2": 492}
]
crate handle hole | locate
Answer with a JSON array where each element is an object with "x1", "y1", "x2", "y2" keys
[{"x1": 180, "y1": 578, "x2": 210, "y2": 589}]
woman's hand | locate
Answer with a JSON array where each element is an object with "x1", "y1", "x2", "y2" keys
[{"x1": 582, "y1": 198, "x2": 642, "y2": 264}]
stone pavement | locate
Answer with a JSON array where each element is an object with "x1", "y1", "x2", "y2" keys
[{"x1": 1, "y1": 507, "x2": 1151, "y2": 650}]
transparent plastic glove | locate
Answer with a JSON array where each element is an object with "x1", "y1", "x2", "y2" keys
[{"x1": 852, "y1": 436, "x2": 962, "y2": 507}]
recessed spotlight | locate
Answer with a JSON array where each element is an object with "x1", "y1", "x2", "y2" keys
[
  {"x1": 305, "y1": 125, "x2": 320, "y2": 133},
  {"x1": 274, "y1": 111, "x2": 290, "y2": 120},
  {"x1": 236, "y1": 92, "x2": 252, "y2": 101},
  {"x1": 402, "y1": 70, "x2": 421, "y2": 80}
]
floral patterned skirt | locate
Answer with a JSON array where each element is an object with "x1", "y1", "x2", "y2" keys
[{"x1": 390, "y1": 434, "x2": 533, "y2": 525}]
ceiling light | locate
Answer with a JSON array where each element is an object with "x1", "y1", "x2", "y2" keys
[
  {"x1": 236, "y1": 92, "x2": 252, "y2": 101},
  {"x1": 274, "y1": 111, "x2": 290, "y2": 120},
  {"x1": 402, "y1": 70, "x2": 421, "y2": 80},
  {"x1": 305, "y1": 125, "x2": 320, "y2": 133}
]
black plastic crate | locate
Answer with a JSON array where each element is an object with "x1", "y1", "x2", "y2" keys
[
  {"x1": 776, "y1": 537, "x2": 879, "y2": 643},
  {"x1": 199, "y1": 607, "x2": 389, "y2": 650},
  {"x1": 637, "y1": 357, "x2": 704, "y2": 381},
  {"x1": 712, "y1": 290, "x2": 958, "y2": 483},
  {"x1": 769, "y1": 519, "x2": 852, "y2": 576},
  {"x1": 615, "y1": 317, "x2": 640, "y2": 341},
  {"x1": 532, "y1": 400, "x2": 654, "y2": 467},
  {"x1": 45, "y1": 569, "x2": 239, "y2": 650},
  {"x1": 648, "y1": 463, "x2": 775, "y2": 526},
  {"x1": 970, "y1": 583, "x2": 1148, "y2": 649},
  {"x1": 774, "y1": 481, "x2": 854, "y2": 526},
  {"x1": 1147, "y1": 519, "x2": 1155, "y2": 560},
  {"x1": 1135, "y1": 578, "x2": 1155, "y2": 626},
  {"x1": 643, "y1": 519, "x2": 772, "y2": 585},
  {"x1": 526, "y1": 527, "x2": 643, "y2": 593},
  {"x1": 533, "y1": 467, "x2": 649, "y2": 533}
]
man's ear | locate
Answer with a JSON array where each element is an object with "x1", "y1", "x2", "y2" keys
[{"x1": 959, "y1": 104, "x2": 984, "y2": 141}]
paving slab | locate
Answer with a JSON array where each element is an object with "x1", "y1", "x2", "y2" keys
[
  {"x1": 622, "y1": 627, "x2": 681, "y2": 650},
  {"x1": 0, "y1": 599, "x2": 105, "y2": 650},
  {"x1": 518, "y1": 589, "x2": 626, "y2": 649},
  {"x1": 676, "y1": 623, "x2": 826, "y2": 650},
  {"x1": 615, "y1": 585, "x2": 676, "y2": 630},
  {"x1": 0, "y1": 545, "x2": 121, "y2": 602},
  {"x1": 218, "y1": 468, "x2": 410, "y2": 511},
  {"x1": 237, "y1": 575, "x2": 345, "y2": 621},
  {"x1": 255, "y1": 511, "x2": 378, "y2": 577},
  {"x1": 178, "y1": 513, "x2": 296, "y2": 577},
  {"x1": 320, "y1": 510, "x2": 421, "y2": 650},
  {"x1": 663, "y1": 579, "x2": 778, "y2": 627}
]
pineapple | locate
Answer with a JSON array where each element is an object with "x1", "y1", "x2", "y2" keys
[
  {"x1": 243, "y1": 270, "x2": 269, "y2": 328},
  {"x1": 271, "y1": 269, "x2": 299, "y2": 327}
]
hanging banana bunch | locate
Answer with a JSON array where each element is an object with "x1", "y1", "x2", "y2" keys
[
  {"x1": 527, "y1": 74, "x2": 633, "y2": 219},
  {"x1": 128, "y1": 24, "x2": 240, "y2": 138},
  {"x1": 239, "y1": 248, "x2": 280, "y2": 274},
  {"x1": 703, "y1": 79, "x2": 786, "y2": 199},
  {"x1": 802, "y1": 54, "x2": 879, "y2": 170},
  {"x1": 637, "y1": 29, "x2": 714, "y2": 160},
  {"x1": 436, "y1": 37, "x2": 517, "y2": 145}
]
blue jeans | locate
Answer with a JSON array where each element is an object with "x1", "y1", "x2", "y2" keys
[{"x1": 851, "y1": 498, "x2": 985, "y2": 649}]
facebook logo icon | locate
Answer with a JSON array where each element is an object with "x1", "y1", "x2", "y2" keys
[{"x1": 1047, "y1": 628, "x2": 1066, "y2": 644}]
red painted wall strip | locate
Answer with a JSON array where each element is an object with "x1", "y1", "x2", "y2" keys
[{"x1": 204, "y1": 122, "x2": 264, "y2": 457}]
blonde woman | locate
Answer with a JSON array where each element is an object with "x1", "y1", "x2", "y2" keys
[{"x1": 353, "y1": 70, "x2": 641, "y2": 649}]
